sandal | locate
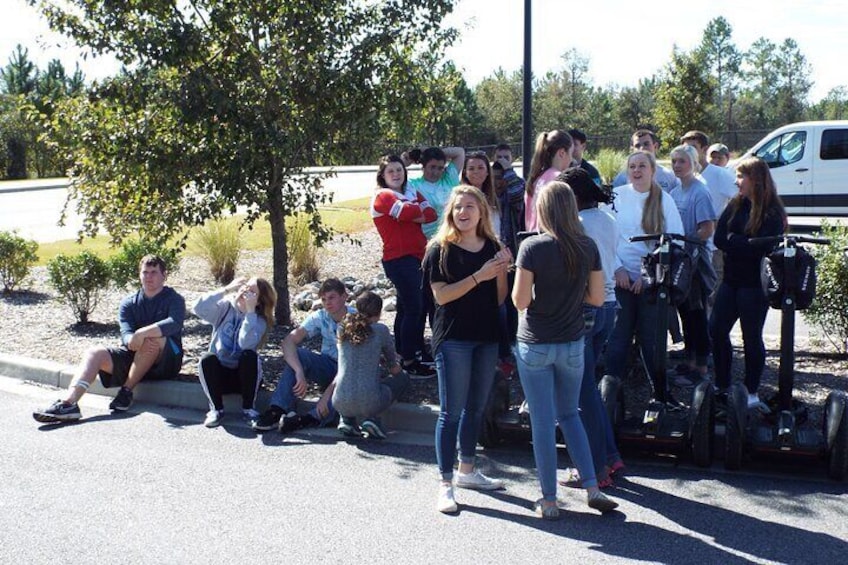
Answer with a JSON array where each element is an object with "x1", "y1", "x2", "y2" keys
[{"x1": 558, "y1": 468, "x2": 614, "y2": 489}]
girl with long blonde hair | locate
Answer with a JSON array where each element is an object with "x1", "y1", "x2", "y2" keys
[
  {"x1": 604, "y1": 151, "x2": 684, "y2": 404},
  {"x1": 422, "y1": 185, "x2": 512, "y2": 514}
]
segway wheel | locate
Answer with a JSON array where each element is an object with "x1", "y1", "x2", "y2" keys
[
  {"x1": 599, "y1": 375, "x2": 624, "y2": 431},
  {"x1": 824, "y1": 391, "x2": 848, "y2": 481},
  {"x1": 724, "y1": 383, "x2": 748, "y2": 471},
  {"x1": 691, "y1": 381, "x2": 715, "y2": 468}
]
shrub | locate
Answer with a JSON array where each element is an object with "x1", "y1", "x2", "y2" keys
[
  {"x1": 288, "y1": 213, "x2": 320, "y2": 285},
  {"x1": 593, "y1": 148, "x2": 628, "y2": 186},
  {"x1": 191, "y1": 218, "x2": 242, "y2": 284},
  {"x1": 0, "y1": 231, "x2": 38, "y2": 294},
  {"x1": 802, "y1": 221, "x2": 848, "y2": 356},
  {"x1": 109, "y1": 239, "x2": 181, "y2": 289},
  {"x1": 47, "y1": 251, "x2": 111, "y2": 324}
]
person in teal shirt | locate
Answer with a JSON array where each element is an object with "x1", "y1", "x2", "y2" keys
[{"x1": 406, "y1": 146, "x2": 465, "y2": 240}]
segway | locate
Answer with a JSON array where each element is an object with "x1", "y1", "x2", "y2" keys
[
  {"x1": 599, "y1": 233, "x2": 715, "y2": 467},
  {"x1": 722, "y1": 234, "x2": 848, "y2": 480}
]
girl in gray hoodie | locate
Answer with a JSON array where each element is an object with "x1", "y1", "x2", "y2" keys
[{"x1": 194, "y1": 277, "x2": 276, "y2": 427}]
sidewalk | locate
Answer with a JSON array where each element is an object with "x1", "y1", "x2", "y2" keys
[{"x1": 0, "y1": 352, "x2": 440, "y2": 434}]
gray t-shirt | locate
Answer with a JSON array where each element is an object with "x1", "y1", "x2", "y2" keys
[
  {"x1": 670, "y1": 177, "x2": 716, "y2": 250},
  {"x1": 331, "y1": 323, "x2": 396, "y2": 419},
  {"x1": 516, "y1": 233, "x2": 601, "y2": 343}
]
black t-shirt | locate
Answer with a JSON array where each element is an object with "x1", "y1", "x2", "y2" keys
[
  {"x1": 423, "y1": 238, "x2": 501, "y2": 353},
  {"x1": 515, "y1": 233, "x2": 601, "y2": 343}
]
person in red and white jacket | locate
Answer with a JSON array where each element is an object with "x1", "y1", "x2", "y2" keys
[{"x1": 371, "y1": 155, "x2": 438, "y2": 377}]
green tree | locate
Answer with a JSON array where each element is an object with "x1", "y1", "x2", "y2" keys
[
  {"x1": 534, "y1": 48, "x2": 592, "y2": 132},
  {"x1": 614, "y1": 77, "x2": 657, "y2": 135},
  {"x1": 0, "y1": 45, "x2": 37, "y2": 95},
  {"x1": 736, "y1": 37, "x2": 813, "y2": 130},
  {"x1": 35, "y1": 0, "x2": 458, "y2": 325},
  {"x1": 653, "y1": 47, "x2": 718, "y2": 151},
  {"x1": 696, "y1": 16, "x2": 741, "y2": 130},
  {"x1": 808, "y1": 86, "x2": 848, "y2": 120},
  {"x1": 474, "y1": 68, "x2": 522, "y2": 144},
  {"x1": 1, "y1": 45, "x2": 38, "y2": 178}
]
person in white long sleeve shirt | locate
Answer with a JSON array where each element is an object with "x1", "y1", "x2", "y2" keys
[{"x1": 604, "y1": 151, "x2": 683, "y2": 404}]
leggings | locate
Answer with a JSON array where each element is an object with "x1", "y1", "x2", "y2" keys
[{"x1": 198, "y1": 350, "x2": 260, "y2": 411}]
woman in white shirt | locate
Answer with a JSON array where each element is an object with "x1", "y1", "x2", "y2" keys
[{"x1": 604, "y1": 151, "x2": 684, "y2": 404}]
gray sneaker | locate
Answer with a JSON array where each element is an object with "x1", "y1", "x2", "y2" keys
[
  {"x1": 33, "y1": 400, "x2": 81, "y2": 423},
  {"x1": 360, "y1": 419, "x2": 387, "y2": 440}
]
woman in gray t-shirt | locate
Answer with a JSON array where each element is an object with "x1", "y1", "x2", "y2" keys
[{"x1": 512, "y1": 181, "x2": 618, "y2": 519}]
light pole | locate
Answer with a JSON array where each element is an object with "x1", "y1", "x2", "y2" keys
[{"x1": 522, "y1": 0, "x2": 533, "y2": 180}]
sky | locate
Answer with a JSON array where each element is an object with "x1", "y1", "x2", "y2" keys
[{"x1": 2, "y1": 0, "x2": 847, "y2": 102}]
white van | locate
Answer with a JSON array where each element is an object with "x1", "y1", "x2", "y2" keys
[{"x1": 739, "y1": 121, "x2": 848, "y2": 217}]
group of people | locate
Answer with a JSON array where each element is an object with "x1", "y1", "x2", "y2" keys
[{"x1": 31, "y1": 126, "x2": 787, "y2": 522}]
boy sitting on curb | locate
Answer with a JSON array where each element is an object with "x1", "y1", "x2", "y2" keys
[{"x1": 251, "y1": 278, "x2": 353, "y2": 434}]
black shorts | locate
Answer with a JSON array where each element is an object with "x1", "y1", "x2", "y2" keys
[{"x1": 98, "y1": 337, "x2": 183, "y2": 388}]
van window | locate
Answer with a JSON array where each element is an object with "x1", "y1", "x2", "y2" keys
[
  {"x1": 820, "y1": 129, "x2": 848, "y2": 160},
  {"x1": 754, "y1": 131, "x2": 806, "y2": 168}
]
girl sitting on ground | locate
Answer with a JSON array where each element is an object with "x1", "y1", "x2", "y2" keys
[
  {"x1": 331, "y1": 291, "x2": 410, "y2": 439},
  {"x1": 194, "y1": 276, "x2": 277, "y2": 427}
]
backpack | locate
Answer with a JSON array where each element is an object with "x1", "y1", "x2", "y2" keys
[
  {"x1": 640, "y1": 243, "x2": 694, "y2": 306},
  {"x1": 761, "y1": 245, "x2": 817, "y2": 310}
]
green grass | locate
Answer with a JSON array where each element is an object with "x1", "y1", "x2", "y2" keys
[{"x1": 34, "y1": 196, "x2": 373, "y2": 266}]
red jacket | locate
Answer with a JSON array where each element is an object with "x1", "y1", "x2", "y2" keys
[{"x1": 371, "y1": 188, "x2": 437, "y2": 262}]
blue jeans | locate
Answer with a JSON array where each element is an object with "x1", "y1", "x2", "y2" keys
[
  {"x1": 434, "y1": 340, "x2": 498, "y2": 480},
  {"x1": 606, "y1": 287, "x2": 666, "y2": 401},
  {"x1": 382, "y1": 255, "x2": 425, "y2": 360},
  {"x1": 580, "y1": 301, "x2": 619, "y2": 476},
  {"x1": 516, "y1": 338, "x2": 598, "y2": 501},
  {"x1": 270, "y1": 348, "x2": 338, "y2": 424},
  {"x1": 709, "y1": 283, "x2": 769, "y2": 393}
]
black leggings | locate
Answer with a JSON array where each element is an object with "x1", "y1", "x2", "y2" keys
[{"x1": 198, "y1": 350, "x2": 260, "y2": 411}]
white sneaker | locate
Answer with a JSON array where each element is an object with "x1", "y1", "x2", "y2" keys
[
  {"x1": 437, "y1": 483, "x2": 458, "y2": 513},
  {"x1": 242, "y1": 408, "x2": 260, "y2": 421},
  {"x1": 204, "y1": 409, "x2": 224, "y2": 428},
  {"x1": 747, "y1": 394, "x2": 771, "y2": 413},
  {"x1": 456, "y1": 469, "x2": 505, "y2": 491}
]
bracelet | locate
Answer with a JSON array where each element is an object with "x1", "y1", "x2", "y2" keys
[{"x1": 471, "y1": 274, "x2": 479, "y2": 286}]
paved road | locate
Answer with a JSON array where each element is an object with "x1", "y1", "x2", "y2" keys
[{"x1": 3, "y1": 376, "x2": 846, "y2": 564}]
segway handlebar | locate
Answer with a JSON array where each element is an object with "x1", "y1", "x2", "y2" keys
[
  {"x1": 629, "y1": 232, "x2": 704, "y2": 246},
  {"x1": 749, "y1": 234, "x2": 830, "y2": 246}
]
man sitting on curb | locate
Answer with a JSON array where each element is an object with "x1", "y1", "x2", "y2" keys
[
  {"x1": 33, "y1": 255, "x2": 185, "y2": 423},
  {"x1": 252, "y1": 278, "x2": 354, "y2": 434}
]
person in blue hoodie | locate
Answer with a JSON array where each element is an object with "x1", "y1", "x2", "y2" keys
[{"x1": 194, "y1": 276, "x2": 277, "y2": 427}]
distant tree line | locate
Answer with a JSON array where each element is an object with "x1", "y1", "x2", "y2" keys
[{"x1": 3, "y1": 16, "x2": 848, "y2": 181}]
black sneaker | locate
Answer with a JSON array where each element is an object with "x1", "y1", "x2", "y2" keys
[
  {"x1": 404, "y1": 359, "x2": 436, "y2": 379},
  {"x1": 416, "y1": 349, "x2": 435, "y2": 366},
  {"x1": 109, "y1": 387, "x2": 134, "y2": 411},
  {"x1": 279, "y1": 412, "x2": 319, "y2": 434},
  {"x1": 33, "y1": 400, "x2": 81, "y2": 423},
  {"x1": 251, "y1": 407, "x2": 284, "y2": 432}
]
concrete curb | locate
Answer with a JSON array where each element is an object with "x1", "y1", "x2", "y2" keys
[{"x1": 0, "y1": 352, "x2": 439, "y2": 434}]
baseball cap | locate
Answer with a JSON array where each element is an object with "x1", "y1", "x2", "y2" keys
[{"x1": 707, "y1": 143, "x2": 729, "y2": 157}]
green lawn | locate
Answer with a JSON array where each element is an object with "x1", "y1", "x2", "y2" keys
[{"x1": 34, "y1": 196, "x2": 373, "y2": 266}]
